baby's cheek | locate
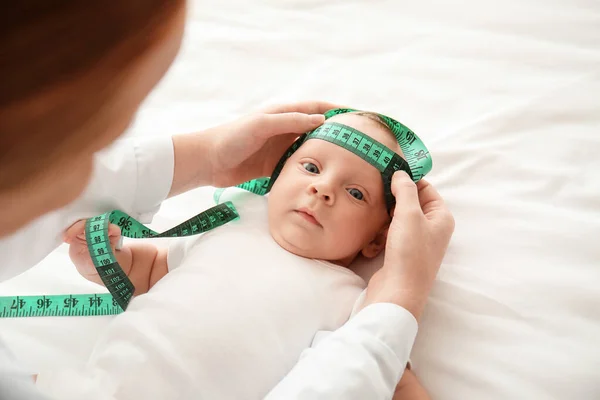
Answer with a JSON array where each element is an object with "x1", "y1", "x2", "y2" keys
[{"x1": 327, "y1": 220, "x2": 357, "y2": 251}]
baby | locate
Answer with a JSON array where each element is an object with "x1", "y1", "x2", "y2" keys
[{"x1": 65, "y1": 111, "x2": 430, "y2": 399}]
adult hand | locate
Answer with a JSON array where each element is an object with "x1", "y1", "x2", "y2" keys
[
  {"x1": 169, "y1": 101, "x2": 342, "y2": 196},
  {"x1": 364, "y1": 172, "x2": 455, "y2": 321},
  {"x1": 208, "y1": 101, "x2": 344, "y2": 187}
]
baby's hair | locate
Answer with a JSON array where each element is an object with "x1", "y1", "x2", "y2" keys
[
  {"x1": 351, "y1": 111, "x2": 403, "y2": 157},
  {"x1": 352, "y1": 111, "x2": 394, "y2": 135}
]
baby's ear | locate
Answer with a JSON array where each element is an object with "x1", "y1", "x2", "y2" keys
[{"x1": 361, "y1": 227, "x2": 388, "y2": 259}]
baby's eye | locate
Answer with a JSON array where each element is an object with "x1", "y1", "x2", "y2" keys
[
  {"x1": 303, "y1": 162, "x2": 320, "y2": 174},
  {"x1": 347, "y1": 188, "x2": 364, "y2": 201}
]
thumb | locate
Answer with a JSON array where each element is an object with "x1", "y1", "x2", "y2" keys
[
  {"x1": 108, "y1": 224, "x2": 123, "y2": 250},
  {"x1": 390, "y1": 171, "x2": 421, "y2": 216},
  {"x1": 63, "y1": 220, "x2": 86, "y2": 243},
  {"x1": 260, "y1": 112, "x2": 325, "y2": 136}
]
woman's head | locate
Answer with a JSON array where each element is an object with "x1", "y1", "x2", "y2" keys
[
  {"x1": 267, "y1": 112, "x2": 405, "y2": 266},
  {"x1": 0, "y1": 1, "x2": 186, "y2": 236}
]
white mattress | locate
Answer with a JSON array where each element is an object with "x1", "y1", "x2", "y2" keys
[{"x1": 1, "y1": 0, "x2": 599, "y2": 398}]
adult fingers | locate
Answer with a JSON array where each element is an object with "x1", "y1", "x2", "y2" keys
[
  {"x1": 416, "y1": 179, "x2": 445, "y2": 212},
  {"x1": 390, "y1": 171, "x2": 421, "y2": 217},
  {"x1": 258, "y1": 112, "x2": 325, "y2": 137},
  {"x1": 63, "y1": 220, "x2": 86, "y2": 243},
  {"x1": 416, "y1": 179, "x2": 455, "y2": 234},
  {"x1": 261, "y1": 100, "x2": 347, "y2": 115}
]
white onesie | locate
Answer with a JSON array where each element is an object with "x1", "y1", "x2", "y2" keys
[{"x1": 43, "y1": 190, "x2": 368, "y2": 399}]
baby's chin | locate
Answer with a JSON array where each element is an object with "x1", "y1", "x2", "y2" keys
[
  {"x1": 267, "y1": 223, "x2": 357, "y2": 267},
  {"x1": 268, "y1": 224, "x2": 317, "y2": 259}
]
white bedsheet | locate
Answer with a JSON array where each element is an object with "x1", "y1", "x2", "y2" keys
[{"x1": 1, "y1": 0, "x2": 599, "y2": 398}]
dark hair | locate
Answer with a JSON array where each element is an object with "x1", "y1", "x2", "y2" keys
[{"x1": 0, "y1": 1, "x2": 185, "y2": 191}]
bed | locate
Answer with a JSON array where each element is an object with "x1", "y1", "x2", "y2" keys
[{"x1": 1, "y1": 0, "x2": 599, "y2": 398}]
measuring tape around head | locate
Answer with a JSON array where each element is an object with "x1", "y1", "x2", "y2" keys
[
  {"x1": 214, "y1": 108, "x2": 432, "y2": 212},
  {"x1": 0, "y1": 202, "x2": 239, "y2": 318}
]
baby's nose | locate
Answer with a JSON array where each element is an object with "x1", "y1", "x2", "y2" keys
[
  {"x1": 310, "y1": 184, "x2": 333, "y2": 203},
  {"x1": 312, "y1": 187, "x2": 330, "y2": 201}
]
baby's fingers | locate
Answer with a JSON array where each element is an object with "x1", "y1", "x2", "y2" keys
[
  {"x1": 108, "y1": 224, "x2": 123, "y2": 250},
  {"x1": 63, "y1": 220, "x2": 86, "y2": 244},
  {"x1": 64, "y1": 220, "x2": 122, "y2": 245}
]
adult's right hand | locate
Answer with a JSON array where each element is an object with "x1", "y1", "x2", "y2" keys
[
  {"x1": 168, "y1": 101, "x2": 342, "y2": 197},
  {"x1": 364, "y1": 171, "x2": 455, "y2": 321}
]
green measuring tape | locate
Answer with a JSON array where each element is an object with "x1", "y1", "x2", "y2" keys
[
  {"x1": 215, "y1": 108, "x2": 432, "y2": 212},
  {"x1": 0, "y1": 108, "x2": 430, "y2": 318},
  {"x1": 0, "y1": 202, "x2": 239, "y2": 318}
]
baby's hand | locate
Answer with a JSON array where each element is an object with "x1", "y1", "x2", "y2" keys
[{"x1": 64, "y1": 220, "x2": 122, "y2": 285}]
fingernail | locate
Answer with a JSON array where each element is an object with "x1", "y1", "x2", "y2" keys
[
  {"x1": 396, "y1": 171, "x2": 416, "y2": 185},
  {"x1": 394, "y1": 170, "x2": 410, "y2": 180},
  {"x1": 310, "y1": 114, "x2": 325, "y2": 124}
]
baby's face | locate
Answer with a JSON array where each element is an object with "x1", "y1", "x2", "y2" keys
[{"x1": 267, "y1": 113, "x2": 403, "y2": 266}]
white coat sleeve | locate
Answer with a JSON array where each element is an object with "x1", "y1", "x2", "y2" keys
[
  {"x1": 1, "y1": 136, "x2": 174, "y2": 400},
  {"x1": 264, "y1": 302, "x2": 418, "y2": 400},
  {"x1": 0, "y1": 136, "x2": 174, "y2": 282},
  {"x1": 17, "y1": 137, "x2": 174, "y2": 400}
]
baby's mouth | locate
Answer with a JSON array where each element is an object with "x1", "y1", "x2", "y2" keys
[{"x1": 294, "y1": 208, "x2": 322, "y2": 227}]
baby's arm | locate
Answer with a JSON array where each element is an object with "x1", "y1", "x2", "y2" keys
[
  {"x1": 64, "y1": 220, "x2": 168, "y2": 295},
  {"x1": 392, "y1": 368, "x2": 431, "y2": 400}
]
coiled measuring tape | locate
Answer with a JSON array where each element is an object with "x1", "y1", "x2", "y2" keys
[
  {"x1": 0, "y1": 108, "x2": 430, "y2": 318},
  {"x1": 0, "y1": 202, "x2": 239, "y2": 318}
]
